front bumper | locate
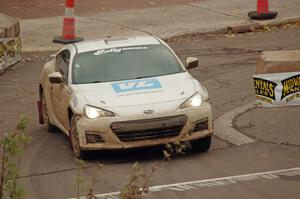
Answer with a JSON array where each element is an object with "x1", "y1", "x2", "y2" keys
[{"x1": 76, "y1": 102, "x2": 213, "y2": 150}]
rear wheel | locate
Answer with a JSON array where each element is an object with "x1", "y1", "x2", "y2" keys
[
  {"x1": 41, "y1": 92, "x2": 56, "y2": 132},
  {"x1": 191, "y1": 135, "x2": 212, "y2": 153},
  {"x1": 70, "y1": 115, "x2": 87, "y2": 159}
]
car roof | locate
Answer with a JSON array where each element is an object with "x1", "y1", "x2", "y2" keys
[{"x1": 73, "y1": 35, "x2": 161, "y2": 54}]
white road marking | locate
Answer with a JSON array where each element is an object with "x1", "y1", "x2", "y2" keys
[
  {"x1": 214, "y1": 102, "x2": 256, "y2": 145},
  {"x1": 68, "y1": 166, "x2": 300, "y2": 199}
]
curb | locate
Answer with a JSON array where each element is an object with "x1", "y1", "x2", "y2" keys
[
  {"x1": 166, "y1": 16, "x2": 300, "y2": 42},
  {"x1": 22, "y1": 46, "x2": 61, "y2": 53},
  {"x1": 228, "y1": 17, "x2": 300, "y2": 34},
  {"x1": 22, "y1": 16, "x2": 300, "y2": 52},
  {"x1": 214, "y1": 102, "x2": 256, "y2": 146}
]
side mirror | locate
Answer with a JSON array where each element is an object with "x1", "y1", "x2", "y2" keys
[
  {"x1": 185, "y1": 57, "x2": 199, "y2": 69},
  {"x1": 48, "y1": 72, "x2": 63, "y2": 84}
]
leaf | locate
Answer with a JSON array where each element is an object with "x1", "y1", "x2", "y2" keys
[{"x1": 163, "y1": 150, "x2": 171, "y2": 160}]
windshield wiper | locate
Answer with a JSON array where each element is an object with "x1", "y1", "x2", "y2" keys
[
  {"x1": 86, "y1": 80, "x2": 103, "y2": 84},
  {"x1": 135, "y1": 75, "x2": 155, "y2": 79}
]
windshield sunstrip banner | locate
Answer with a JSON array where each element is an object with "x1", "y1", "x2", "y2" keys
[
  {"x1": 94, "y1": 46, "x2": 148, "y2": 56},
  {"x1": 253, "y1": 72, "x2": 300, "y2": 107}
]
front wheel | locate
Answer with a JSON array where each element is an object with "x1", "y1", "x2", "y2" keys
[
  {"x1": 190, "y1": 135, "x2": 212, "y2": 153},
  {"x1": 70, "y1": 115, "x2": 87, "y2": 159}
]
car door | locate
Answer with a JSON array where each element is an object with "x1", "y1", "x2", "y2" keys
[{"x1": 50, "y1": 50, "x2": 72, "y2": 131}]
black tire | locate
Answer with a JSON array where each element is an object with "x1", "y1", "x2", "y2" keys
[
  {"x1": 41, "y1": 92, "x2": 56, "y2": 132},
  {"x1": 248, "y1": 11, "x2": 278, "y2": 20},
  {"x1": 191, "y1": 135, "x2": 212, "y2": 153},
  {"x1": 70, "y1": 115, "x2": 87, "y2": 159}
]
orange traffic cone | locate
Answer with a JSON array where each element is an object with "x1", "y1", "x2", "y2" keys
[
  {"x1": 248, "y1": 0, "x2": 277, "y2": 20},
  {"x1": 53, "y1": 0, "x2": 83, "y2": 44}
]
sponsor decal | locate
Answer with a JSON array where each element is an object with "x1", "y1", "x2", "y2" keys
[
  {"x1": 253, "y1": 77, "x2": 277, "y2": 101},
  {"x1": 284, "y1": 93, "x2": 300, "y2": 103},
  {"x1": 116, "y1": 90, "x2": 164, "y2": 97},
  {"x1": 111, "y1": 78, "x2": 162, "y2": 93},
  {"x1": 94, "y1": 46, "x2": 148, "y2": 56},
  {"x1": 256, "y1": 95, "x2": 273, "y2": 104},
  {"x1": 254, "y1": 72, "x2": 300, "y2": 106},
  {"x1": 281, "y1": 74, "x2": 300, "y2": 100}
]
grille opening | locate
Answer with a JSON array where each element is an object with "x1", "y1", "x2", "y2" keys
[
  {"x1": 86, "y1": 132, "x2": 105, "y2": 143},
  {"x1": 193, "y1": 118, "x2": 208, "y2": 132},
  {"x1": 115, "y1": 126, "x2": 183, "y2": 142},
  {"x1": 111, "y1": 115, "x2": 187, "y2": 142}
]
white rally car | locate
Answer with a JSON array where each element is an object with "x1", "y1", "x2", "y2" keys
[{"x1": 37, "y1": 36, "x2": 213, "y2": 158}]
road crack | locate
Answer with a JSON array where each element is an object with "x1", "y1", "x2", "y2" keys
[{"x1": 183, "y1": 2, "x2": 247, "y2": 19}]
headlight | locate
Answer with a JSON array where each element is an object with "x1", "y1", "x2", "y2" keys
[
  {"x1": 180, "y1": 93, "x2": 203, "y2": 109},
  {"x1": 84, "y1": 105, "x2": 115, "y2": 119}
]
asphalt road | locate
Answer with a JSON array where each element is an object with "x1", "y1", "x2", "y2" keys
[
  {"x1": 0, "y1": 25, "x2": 300, "y2": 199},
  {"x1": 0, "y1": 0, "x2": 194, "y2": 19}
]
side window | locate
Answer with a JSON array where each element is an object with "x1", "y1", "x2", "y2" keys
[{"x1": 56, "y1": 50, "x2": 70, "y2": 83}]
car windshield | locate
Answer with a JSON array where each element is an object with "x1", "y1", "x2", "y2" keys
[{"x1": 72, "y1": 45, "x2": 184, "y2": 84}]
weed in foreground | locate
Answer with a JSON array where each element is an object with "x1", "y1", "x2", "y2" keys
[
  {"x1": 0, "y1": 116, "x2": 31, "y2": 199},
  {"x1": 75, "y1": 159, "x2": 103, "y2": 199},
  {"x1": 120, "y1": 142, "x2": 187, "y2": 199},
  {"x1": 74, "y1": 141, "x2": 188, "y2": 199}
]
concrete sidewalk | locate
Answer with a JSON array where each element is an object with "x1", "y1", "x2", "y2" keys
[
  {"x1": 16, "y1": 0, "x2": 300, "y2": 52},
  {"x1": 234, "y1": 105, "x2": 300, "y2": 147}
]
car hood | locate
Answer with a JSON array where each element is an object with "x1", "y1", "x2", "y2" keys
[{"x1": 76, "y1": 72, "x2": 196, "y2": 108}]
